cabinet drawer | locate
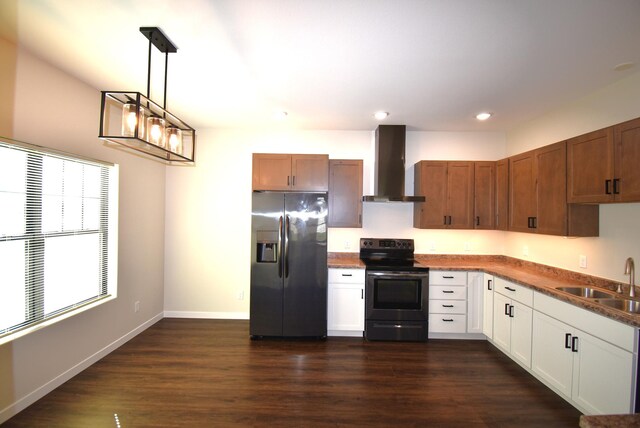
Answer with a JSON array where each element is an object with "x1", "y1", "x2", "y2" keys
[
  {"x1": 429, "y1": 314, "x2": 467, "y2": 333},
  {"x1": 430, "y1": 271, "x2": 467, "y2": 286},
  {"x1": 494, "y1": 277, "x2": 533, "y2": 306},
  {"x1": 328, "y1": 268, "x2": 365, "y2": 284},
  {"x1": 429, "y1": 285, "x2": 467, "y2": 300},
  {"x1": 429, "y1": 299, "x2": 466, "y2": 314}
]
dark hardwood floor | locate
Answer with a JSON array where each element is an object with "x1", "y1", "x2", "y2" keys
[{"x1": 4, "y1": 319, "x2": 581, "y2": 427}]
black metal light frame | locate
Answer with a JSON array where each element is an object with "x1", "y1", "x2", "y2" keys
[{"x1": 99, "y1": 27, "x2": 196, "y2": 163}]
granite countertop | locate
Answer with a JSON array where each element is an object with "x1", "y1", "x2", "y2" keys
[{"x1": 327, "y1": 253, "x2": 640, "y2": 328}]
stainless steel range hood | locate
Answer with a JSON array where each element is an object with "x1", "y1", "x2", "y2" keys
[{"x1": 362, "y1": 125, "x2": 426, "y2": 203}]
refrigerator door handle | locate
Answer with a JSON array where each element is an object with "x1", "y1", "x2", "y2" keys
[
  {"x1": 284, "y1": 215, "x2": 290, "y2": 278},
  {"x1": 278, "y1": 216, "x2": 284, "y2": 278}
]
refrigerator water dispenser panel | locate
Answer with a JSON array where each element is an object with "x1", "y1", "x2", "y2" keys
[{"x1": 256, "y1": 230, "x2": 278, "y2": 263}]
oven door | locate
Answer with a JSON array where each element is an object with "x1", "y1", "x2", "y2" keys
[{"x1": 365, "y1": 270, "x2": 429, "y2": 321}]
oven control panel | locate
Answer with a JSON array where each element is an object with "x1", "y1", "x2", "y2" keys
[{"x1": 360, "y1": 238, "x2": 414, "y2": 250}]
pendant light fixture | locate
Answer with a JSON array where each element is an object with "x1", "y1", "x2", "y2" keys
[{"x1": 99, "y1": 27, "x2": 196, "y2": 162}]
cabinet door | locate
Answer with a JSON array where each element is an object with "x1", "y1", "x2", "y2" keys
[
  {"x1": 572, "y1": 331, "x2": 634, "y2": 415},
  {"x1": 414, "y1": 161, "x2": 448, "y2": 228},
  {"x1": 447, "y1": 162, "x2": 474, "y2": 229},
  {"x1": 531, "y1": 311, "x2": 574, "y2": 399},
  {"x1": 509, "y1": 151, "x2": 536, "y2": 233},
  {"x1": 567, "y1": 128, "x2": 614, "y2": 203},
  {"x1": 495, "y1": 159, "x2": 509, "y2": 231},
  {"x1": 535, "y1": 141, "x2": 567, "y2": 235},
  {"x1": 474, "y1": 162, "x2": 495, "y2": 229},
  {"x1": 327, "y1": 283, "x2": 364, "y2": 332},
  {"x1": 510, "y1": 301, "x2": 533, "y2": 368},
  {"x1": 252, "y1": 154, "x2": 292, "y2": 190},
  {"x1": 492, "y1": 292, "x2": 512, "y2": 353},
  {"x1": 614, "y1": 117, "x2": 640, "y2": 202},
  {"x1": 467, "y1": 272, "x2": 484, "y2": 334},
  {"x1": 291, "y1": 154, "x2": 329, "y2": 191},
  {"x1": 482, "y1": 275, "x2": 494, "y2": 339},
  {"x1": 328, "y1": 160, "x2": 363, "y2": 227}
]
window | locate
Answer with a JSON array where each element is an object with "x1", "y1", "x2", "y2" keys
[{"x1": 0, "y1": 138, "x2": 118, "y2": 344}]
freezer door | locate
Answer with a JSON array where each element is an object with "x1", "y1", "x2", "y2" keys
[
  {"x1": 283, "y1": 193, "x2": 328, "y2": 337},
  {"x1": 250, "y1": 192, "x2": 284, "y2": 337}
]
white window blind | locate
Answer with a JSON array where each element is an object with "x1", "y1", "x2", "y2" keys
[{"x1": 0, "y1": 139, "x2": 118, "y2": 343}]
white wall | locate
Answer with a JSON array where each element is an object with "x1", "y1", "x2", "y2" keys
[
  {"x1": 505, "y1": 71, "x2": 640, "y2": 283},
  {"x1": 164, "y1": 128, "x2": 506, "y2": 318},
  {"x1": 0, "y1": 41, "x2": 166, "y2": 422}
]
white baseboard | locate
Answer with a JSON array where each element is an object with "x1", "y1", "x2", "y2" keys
[
  {"x1": 163, "y1": 311, "x2": 250, "y2": 320},
  {"x1": 0, "y1": 312, "x2": 164, "y2": 424}
]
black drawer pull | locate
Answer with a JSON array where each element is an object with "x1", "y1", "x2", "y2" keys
[
  {"x1": 341, "y1": 273, "x2": 353, "y2": 277},
  {"x1": 571, "y1": 336, "x2": 579, "y2": 353},
  {"x1": 565, "y1": 333, "x2": 572, "y2": 349},
  {"x1": 505, "y1": 286, "x2": 516, "y2": 292},
  {"x1": 442, "y1": 319, "x2": 454, "y2": 322},
  {"x1": 442, "y1": 304, "x2": 454, "y2": 308},
  {"x1": 442, "y1": 290, "x2": 455, "y2": 294},
  {"x1": 605, "y1": 179, "x2": 612, "y2": 195},
  {"x1": 443, "y1": 276, "x2": 454, "y2": 279}
]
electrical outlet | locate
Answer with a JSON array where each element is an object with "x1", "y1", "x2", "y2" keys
[
  {"x1": 344, "y1": 241, "x2": 351, "y2": 250},
  {"x1": 523, "y1": 246, "x2": 529, "y2": 257},
  {"x1": 579, "y1": 255, "x2": 588, "y2": 269},
  {"x1": 464, "y1": 242, "x2": 471, "y2": 252},
  {"x1": 429, "y1": 241, "x2": 436, "y2": 252},
  {"x1": 237, "y1": 291, "x2": 244, "y2": 300},
  {"x1": 134, "y1": 301, "x2": 140, "y2": 313}
]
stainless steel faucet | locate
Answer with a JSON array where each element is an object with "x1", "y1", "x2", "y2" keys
[{"x1": 624, "y1": 257, "x2": 635, "y2": 298}]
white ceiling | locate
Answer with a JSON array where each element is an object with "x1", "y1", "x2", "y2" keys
[{"x1": 1, "y1": 0, "x2": 640, "y2": 132}]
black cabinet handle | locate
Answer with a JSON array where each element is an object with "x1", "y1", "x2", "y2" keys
[
  {"x1": 533, "y1": 217, "x2": 537, "y2": 229},
  {"x1": 571, "y1": 336, "x2": 579, "y2": 353},
  {"x1": 476, "y1": 216, "x2": 480, "y2": 226},
  {"x1": 614, "y1": 178, "x2": 620, "y2": 194},
  {"x1": 565, "y1": 333, "x2": 572, "y2": 349},
  {"x1": 443, "y1": 276, "x2": 454, "y2": 279},
  {"x1": 509, "y1": 305, "x2": 514, "y2": 318},
  {"x1": 504, "y1": 303, "x2": 510, "y2": 316},
  {"x1": 342, "y1": 273, "x2": 352, "y2": 277},
  {"x1": 287, "y1": 176, "x2": 291, "y2": 186},
  {"x1": 443, "y1": 215, "x2": 447, "y2": 225},
  {"x1": 449, "y1": 216, "x2": 452, "y2": 225},
  {"x1": 361, "y1": 289, "x2": 364, "y2": 299},
  {"x1": 292, "y1": 176, "x2": 296, "y2": 186},
  {"x1": 505, "y1": 286, "x2": 516, "y2": 292},
  {"x1": 442, "y1": 304, "x2": 454, "y2": 308},
  {"x1": 442, "y1": 318, "x2": 454, "y2": 322},
  {"x1": 605, "y1": 179, "x2": 612, "y2": 194},
  {"x1": 442, "y1": 290, "x2": 455, "y2": 294},
  {"x1": 487, "y1": 279, "x2": 493, "y2": 291},
  {"x1": 527, "y1": 217, "x2": 533, "y2": 228}
]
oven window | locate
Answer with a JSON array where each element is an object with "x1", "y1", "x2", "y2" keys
[{"x1": 374, "y1": 278, "x2": 421, "y2": 309}]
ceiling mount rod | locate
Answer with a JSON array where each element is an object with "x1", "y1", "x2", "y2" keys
[{"x1": 139, "y1": 27, "x2": 178, "y2": 110}]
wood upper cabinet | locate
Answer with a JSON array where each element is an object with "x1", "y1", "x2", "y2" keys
[
  {"x1": 414, "y1": 161, "x2": 474, "y2": 229},
  {"x1": 252, "y1": 154, "x2": 328, "y2": 191},
  {"x1": 473, "y1": 162, "x2": 495, "y2": 229},
  {"x1": 510, "y1": 141, "x2": 598, "y2": 236},
  {"x1": 567, "y1": 117, "x2": 640, "y2": 203},
  {"x1": 328, "y1": 159, "x2": 363, "y2": 228},
  {"x1": 495, "y1": 159, "x2": 509, "y2": 231}
]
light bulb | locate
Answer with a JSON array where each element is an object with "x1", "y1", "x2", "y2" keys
[
  {"x1": 121, "y1": 102, "x2": 146, "y2": 138},
  {"x1": 146, "y1": 116, "x2": 166, "y2": 147},
  {"x1": 166, "y1": 127, "x2": 183, "y2": 154}
]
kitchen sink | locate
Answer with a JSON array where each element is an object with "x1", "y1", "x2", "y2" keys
[
  {"x1": 554, "y1": 286, "x2": 618, "y2": 299},
  {"x1": 594, "y1": 298, "x2": 640, "y2": 314}
]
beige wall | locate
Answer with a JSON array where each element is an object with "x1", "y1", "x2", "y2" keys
[
  {"x1": 0, "y1": 42, "x2": 166, "y2": 422},
  {"x1": 163, "y1": 129, "x2": 507, "y2": 317},
  {"x1": 504, "y1": 71, "x2": 640, "y2": 283}
]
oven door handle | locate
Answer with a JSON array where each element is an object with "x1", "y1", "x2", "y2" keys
[{"x1": 367, "y1": 271, "x2": 428, "y2": 279}]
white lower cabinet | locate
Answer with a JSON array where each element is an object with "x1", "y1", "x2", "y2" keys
[
  {"x1": 467, "y1": 272, "x2": 484, "y2": 334},
  {"x1": 482, "y1": 274, "x2": 494, "y2": 339},
  {"x1": 327, "y1": 268, "x2": 365, "y2": 337},
  {"x1": 532, "y1": 292, "x2": 636, "y2": 415},
  {"x1": 492, "y1": 279, "x2": 533, "y2": 369}
]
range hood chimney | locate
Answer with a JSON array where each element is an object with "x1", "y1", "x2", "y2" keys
[{"x1": 362, "y1": 125, "x2": 426, "y2": 203}]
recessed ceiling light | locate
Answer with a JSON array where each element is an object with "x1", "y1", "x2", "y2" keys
[
  {"x1": 476, "y1": 112, "x2": 492, "y2": 121},
  {"x1": 614, "y1": 62, "x2": 636, "y2": 72},
  {"x1": 274, "y1": 111, "x2": 288, "y2": 120},
  {"x1": 374, "y1": 111, "x2": 389, "y2": 120}
]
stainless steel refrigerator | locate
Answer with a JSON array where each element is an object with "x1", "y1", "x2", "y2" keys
[{"x1": 250, "y1": 192, "x2": 328, "y2": 338}]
